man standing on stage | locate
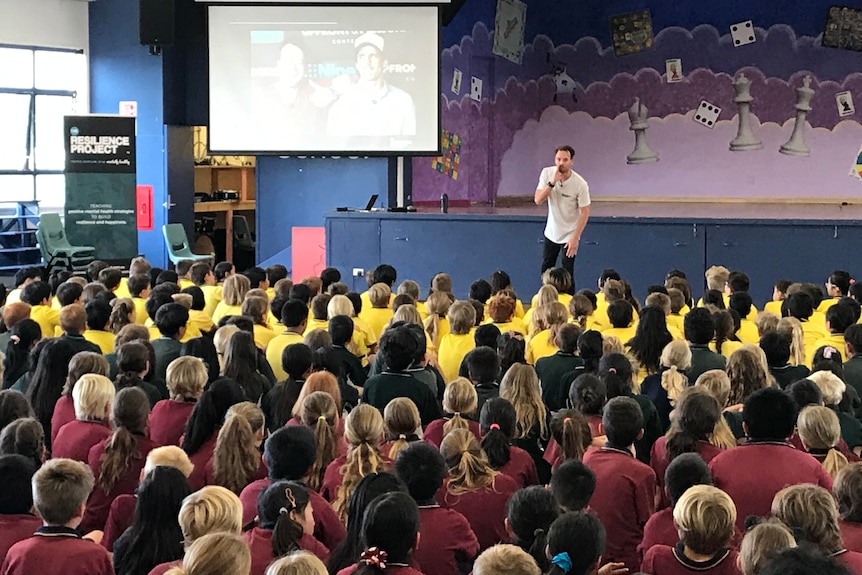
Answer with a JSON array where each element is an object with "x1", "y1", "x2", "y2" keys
[{"x1": 534, "y1": 145, "x2": 591, "y2": 292}]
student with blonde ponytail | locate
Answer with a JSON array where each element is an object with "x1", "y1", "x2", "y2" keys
[
  {"x1": 525, "y1": 301, "x2": 567, "y2": 364},
  {"x1": 381, "y1": 398, "x2": 420, "y2": 460},
  {"x1": 206, "y1": 401, "x2": 267, "y2": 493},
  {"x1": 82, "y1": 386, "x2": 158, "y2": 533},
  {"x1": 164, "y1": 532, "x2": 251, "y2": 575},
  {"x1": 423, "y1": 378, "x2": 482, "y2": 448},
  {"x1": 300, "y1": 391, "x2": 342, "y2": 492},
  {"x1": 798, "y1": 405, "x2": 849, "y2": 478},
  {"x1": 440, "y1": 427, "x2": 520, "y2": 552},
  {"x1": 321, "y1": 404, "x2": 388, "y2": 522},
  {"x1": 499, "y1": 364, "x2": 550, "y2": 481},
  {"x1": 422, "y1": 291, "x2": 452, "y2": 351}
]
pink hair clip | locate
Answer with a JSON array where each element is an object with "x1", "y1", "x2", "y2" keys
[{"x1": 361, "y1": 547, "x2": 388, "y2": 569}]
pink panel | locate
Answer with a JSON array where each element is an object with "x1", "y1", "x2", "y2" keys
[{"x1": 291, "y1": 227, "x2": 326, "y2": 280}]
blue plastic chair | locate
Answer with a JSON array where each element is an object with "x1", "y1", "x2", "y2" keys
[
  {"x1": 36, "y1": 213, "x2": 95, "y2": 272},
  {"x1": 163, "y1": 223, "x2": 212, "y2": 266}
]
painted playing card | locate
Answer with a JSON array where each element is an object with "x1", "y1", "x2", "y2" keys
[
  {"x1": 666, "y1": 59, "x2": 682, "y2": 83},
  {"x1": 451, "y1": 69, "x2": 462, "y2": 95},
  {"x1": 470, "y1": 77, "x2": 483, "y2": 102},
  {"x1": 837, "y1": 91, "x2": 855, "y2": 117}
]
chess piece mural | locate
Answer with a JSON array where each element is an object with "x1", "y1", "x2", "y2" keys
[
  {"x1": 779, "y1": 76, "x2": 815, "y2": 157},
  {"x1": 626, "y1": 98, "x2": 659, "y2": 164},
  {"x1": 729, "y1": 74, "x2": 763, "y2": 151}
]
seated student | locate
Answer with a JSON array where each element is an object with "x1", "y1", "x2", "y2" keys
[
  {"x1": 394, "y1": 442, "x2": 479, "y2": 575},
  {"x1": 730, "y1": 292, "x2": 759, "y2": 345},
  {"x1": 298, "y1": 391, "x2": 343, "y2": 493},
  {"x1": 361, "y1": 324, "x2": 442, "y2": 427},
  {"x1": 783, "y1": 291, "x2": 829, "y2": 368},
  {"x1": 438, "y1": 302, "x2": 477, "y2": 384},
  {"x1": 307, "y1": 294, "x2": 331, "y2": 332},
  {"x1": 214, "y1": 260, "x2": 235, "y2": 285},
  {"x1": 772, "y1": 484, "x2": 862, "y2": 574},
  {"x1": 473, "y1": 544, "x2": 541, "y2": 575},
  {"x1": 52, "y1": 375, "x2": 113, "y2": 463},
  {"x1": 709, "y1": 386, "x2": 833, "y2": 531},
  {"x1": 0, "y1": 455, "x2": 42, "y2": 559},
  {"x1": 438, "y1": 428, "x2": 520, "y2": 552},
  {"x1": 5, "y1": 267, "x2": 41, "y2": 305},
  {"x1": 763, "y1": 279, "x2": 792, "y2": 317},
  {"x1": 650, "y1": 388, "x2": 724, "y2": 508},
  {"x1": 639, "y1": 340, "x2": 691, "y2": 433},
  {"x1": 534, "y1": 324, "x2": 584, "y2": 412},
  {"x1": 115, "y1": 341, "x2": 164, "y2": 407},
  {"x1": 97, "y1": 267, "x2": 123, "y2": 295},
  {"x1": 807, "y1": 369, "x2": 862, "y2": 455},
  {"x1": 212, "y1": 274, "x2": 250, "y2": 325},
  {"x1": 798, "y1": 405, "x2": 850, "y2": 479},
  {"x1": 267, "y1": 300, "x2": 308, "y2": 382},
  {"x1": 80, "y1": 300, "x2": 114, "y2": 354},
  {"x1": 127, "y1": 274, "x2": 151, "y2": 325},
  {"x1": 480, "y1": 398, "x2": 540, "y2": 488},
  {"x1": 423, "y1": 378, "x2": 482, "y2": 447},
  {"x1": 738, "y1": 520, "x2": 797, "y2": 575},
  {"x1": 19, "y1": 280, "x2": 59, "y2": 340},
  {"x1": 820, "y1": 271, "x2": 853, "y2": 313},
  {"x1": 549, "y1": 459, "x2": 596, "y2": 512},
  {"x1": 181, "y1": 286, "x2": 215, "y2": 336},
  {"x1": 582, "y1": 396, "x2": 657, "y2": 572},
  {"x1": 645, "y1": 292, "x2": 684, "y2": 340},
  {"x1": 56, "y1": 304, "x2": 102, "y2": 355},
  {"x1": 836, "y1": 463, "x2": 862, "y2": 553},
  {"x1": 466, "y1": 346, "x2": 502, "y2": 420},
  {"x1": 545, "y1": 409, "x2": 592, "y2": 472},
  {"x1": 381, "y1": 398, "x2": 421, "y2": 460},
  {"x1": 506, "y1": 486, "x2": 560, "y2": 572},
  {"x1": 523, "y1": 285, "x2": 560, "y2": 337},
  {"x1": 243, "y1": 296, "x2": 276, "y2": 349},
  {"x1": 243, "y1": 267, "x2": 269, "y2": 292},
  {"x1": 602, "y1": 300, "x2": 637, "y2": 343},
  {"x1": 329, "y1": 315, "x2": 367, "y2": 390},
  {"x1": 709, "y1": 310, "x2": 743, "y2": 361},
  {"x1": 641, "y1": 485, "x2": 738, "y2": 575},
  {"x1": 546, "y1": 511, "x2": 613, "y2": 575},
  {"x1": 685, "y1": 307, "x2": 726, "y2": 383},
  {"x1": 204, "y1": 402, "x2": 267, "y2": 494},
  {"x1": 531, "y1": 267, "x2": 574, "y2": 306},
  {"x1": 486, "y1": 294, "x2": 526, "y2": 336},
  {"x1": 760, "y1": 331, "x2": 809, "y2": 389},
  {"x1": 261, "y1": 344, "x2": 313, "y2": 433},
  {"x1": 189, "y1": 262, "x2": 221, "y2": 317},
  {"x1": 359, "y1": 283, "x2": 395, "y2": 343},
  {"x1": 639, "y1": 453, "x2": 713, "y2": 562},
  {"x1": 151, "y1": 302, "x2": 189, "y2": 388},
  {"x1": 526, "y1": 302, "x2": 568, "y2": 365},
  {"x1": 244, "y1": 481, "x2": 329, "y2": 575},
  {"x1": 174, "y1": 259, "x2": 195, "y2": 289},
  {"x1": 813, "y1": 302, "x2": 857, "y2": 364},
  {"x1": 164, "y1": 531, "x2": 251, "y2": 575},
  {"x1": 2, "y1": 458, "x2": 112, "y2": 575}
]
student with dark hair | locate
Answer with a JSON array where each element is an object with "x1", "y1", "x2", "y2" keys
[
  {"x1": 549, "y1": 459, "x2": 596, "y2": 512},
  {"x1": 568, "y1": 374, "x2": 607, "y2": 438},
  {"x1": 318, "y1": 267, "x2": 339, "y2": 292},
  {"x1": 6, "y1": 267, "x2": 42, "y2": 305},
  {"x1": 709, "y1": 386, "x2": 833, "y2": 531},
  {"x1": 20, "y1": 280, "x2": 59, "y2": 339},
  {"x1": 456, "y1": 325, "x2": 502, "y2": 379},
  {"x1": 760, "y1": 331, "x2": 809, "y2": 389},
  {"x1": 844, "y1": 324, "x2": 862, "y2": 419},
  {"x1": 784, "y1": 291, "x2": 829, "y2": 366},
  {"x1": 56, "y1": 282, "x2": 84, "y2": 308},
  {"x1": 112, "y1": 466, "x2": 191, "y2": 575},
  {"x1": 0, "y1": 390, "x2": 33, "y2": 432},
  {"x1": 835, "y1": 463, "x2": 862, "y2": 552},
  {"x1": 329, "y1": 315, "x2": 367, "y2": 390},
  {"x1": 479, "y1": 398, "x2": 539, "y2": 489},
  {"x1": 127, "y1": 274, "x2": 151, "y2": 324},
  {"x1": 560, "y1": 330, "x2": 602, "y2": 393},
  {"x1": 469, "y1": 279, "x2": 492, "y2": 304},
  {"x1": 685, "y1": 307, "x2": 726, "y2": 383},
  {"x1": 151, "y1": 302, "x2": 189, "y2": 391},
  {"x1": 759, "y1": 547, "x2": 853, "y2": 575},
  {"x1": 639, "y1": 453, "x2": 714, "y2": 562},
  {"x1": 546, "y1": 511, "x2": 609, "y2": 575},
  {"x1": 604, "y1": 300, "x2": 636, "y2": 342},
  {"x1": 266, "y1": 300, "x2": 308, "y2": 381},
  {"x1": 0, "y1": 454, "x2": 41, "y2": 558},
  {"x1": 506, "y1": 486, "x2": 559, "y2": 572},
  {"x1": 813, "y1": 303, "x2": 857, "y2": 364},
  {"x1": 22, "y1": 338, "x2": 75, "y2": 452},
  {"x1": 394, "y1": 442, "x2": 479, "y2": 575},
  {"x1": 465, "y1": 346, "x2": 501, "y2": 419},
  {"x1": 0, "y1": 418, "x2": 44, "y2": 469},
  {"x1": 244, "y1": 481, "x2": 328, "y2": 575},
  {"x1": 627, "y1": 306, "x2": 673, "y2": 377},
  {"x1": 496, "y1": 331, "x2": 526, "y2": 376},
  {"x1": 582, "y1": 396, "x2": 657, "y2": 572},
  {"x1": 115, "y1": 341, "x2": 163, "y2": 407},
  {"x1": 222, "y1": 330, "x2": 271, "y2": 403},
  {"x1": 261, "y1": 343, "x2": 313, "y2": 432},
  {"x1": 362, "y1": 324, "x2": 441, "y2": 426},
  {"x1": 535, "y1": 324, "x2": 584, "y2": 412}
]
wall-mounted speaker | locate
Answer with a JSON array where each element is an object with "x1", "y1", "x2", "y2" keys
[{"x1": 140, "y1": 0, "x2": 176, "y2": 46}]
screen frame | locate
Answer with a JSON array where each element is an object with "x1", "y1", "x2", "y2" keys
[{"x1": 205, "y1": 2, "x2": 443, "y2": 157}]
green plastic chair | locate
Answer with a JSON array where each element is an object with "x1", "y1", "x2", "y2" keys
[
  {"x1": 36, "y1": 213, "x2": 95, "y2": 272},
  {"x1": 163, "y1": 223, "x2": 212, "y2": 265}
]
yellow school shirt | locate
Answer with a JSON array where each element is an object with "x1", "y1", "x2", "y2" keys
[
  {"x1": 490, "y1": 318, "x2": 526, "y2": 336},
  {"x1": 253, "y1": 324, "x2": 276, "y2": 350},
  {"x1": 764, "y1": 300, "x2": 783, "y2": 317},
  {"x1": 530, "y1": 292, "x2": 573, "y2": 309},
  {"x1": 84, "y1": 330, "x2": 115, "y2": 354},
  {"x1": 147, "y1": 320, "x2": 201, "y2": 343},
  {"x1": 810, "y1": 311, "x2": 828, "y2": 332},
  {"x1": 360, "y1": 291, "x2": 395, "y2": 314},
  {"x1": 437, "y1": 332, "x2": 475, "y2": 383},
  {"x1": 602, "y1": 325, "x2": 637, "y2": 345},
  {"x1": 30, "y1": 305, "x2": 60, "y2": 339},
  {"x1": 212, "y1": 302, "x2": 242, "y2": 325},
  {"x1": 352, "y1": 316, "x2": 375, "y2": 359},
  {"x1": 114, "y1": 278, "x2": 131, "y2": 299},
  {"x1": 737, "y1": 319, "x2": 760, "y2": 345},
  {"x1": 266, "y1": 331, "x2": 305, "y2": 381},
  {"x1": 307, "y1": 319, "x2": 329, "y2": 332},
  {"x1": 201, "y1": 285, "x2": 223, "y2": 318},
  {"x1": 514, "y1": 299, "x2": 526, "y2": 319},
  {"x1": 188, "y1": 309, "x2": 215, "y2": 335},
  {"x1": 818, "y1": 297, "x2": 841, "y2": 314},
  {"x1": 415, "y1": 301, "x2": 428, "y2": 322},
  {"x1": 178, "y1": 279, "x2": 195, "y2": 290},
  {"x1": 710, "y1": 339, "x2": 744, "y2": 360},
  {"x1": 801, "y1": 321, "x2": 830, "y2": 367},
  {"x1": 584, "y1": 314, "x2": 607, "y2": 332},
  {"x1": 668, "y1": 325, "x2": 684, "y2": 341},
  {"x1": 359, "y1": 307, "x2": 394, "y2": 342},
  {"x1": 666, "y1": 313, "x2": 685, "y2": 336},
  {"x1": 810, "y1": 333, "x2": 846, "y2": 366},
  {"x1": 526, "y1": 329, "x2": 559, "y2": 364},
  {"x1": 133, "y1": 297, "x2": 148, "y2": 325},
  {"x1": 266, "y1": 287, "x2": 275, "y2": 300},
  {"x1": 51, "y1": 296, "x2": 61, "y2": 311}
]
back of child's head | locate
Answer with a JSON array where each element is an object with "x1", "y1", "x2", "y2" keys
[
  {"x1": 673, "y1": 485, "x2": 736, "y2": 555},
  {"x1": 479, "y1": 397, "x2": 516, "y2": 469},
  {"x1": 166, "y1": 356, "x2": 208, "y2": 401},
  {"x1": 665, "y1": 452, "x2": 712, "y2": 507},
  {"x1": 730, "y1": 291, "x2": 753, "y2": 318},
  {"x1": 598, "y1": 352, "x2": 635, "y2": 399},
  {"x1": 798, "y1": 405, "x2": 847, "y2": 478},
  {"x1": 666, "y1": 388, "x2": 721, "y2": 461},
  {"x1": 743, "y1": 387, "x2": 797, "y2": 441},
  {"x1": 357, "y1": 492, "x2": 419, "y2": 570},
  {"x1": 0, "y1": 454, "x2": 36, "y2": 514},
  {"x1": 783, "y1": 291, "x2": 814, "y2": 321},
  {"x1": 473, "y1": 544, "x2": 541, "y2": 575},
  {"x1": 0, "y1": 417, "x2": 44, "y2": 468},
  {"x1": 606, "y1": 300, "x2": 633, "y2": 328},
  {"x1": 378, "y1": 323, "x2": 420, "y2": 371},
  {"x1": 328, "y1": 315, "x2": 354, "y2": 347},
  {"x1": 265, "y1": 551, "x2": 329, "y2": 575},
  {"x1": 165, "y1": 531, "x2": 251, "y2": 575},
  {"x1": 759, "y1": 331, "x2": 791, "y2": 367},
  {"x1": 264, "y1": 423, "x2": 316, "y2": 481},
  {"x1": 383, "y1": 398, "x2": 420, "y2": 460},
  {"x1": 474, "y1": 324, "x2": 501, "y2": 348},
  {"x1": 771, "y1": 483, "x2": 842, "y2": 555},
  {"x1": 72, "y1": 374, "x2": 114, "y2": 420},
  {"x1": 836, "y1": 462, "x2": 862, "y2": 523},
  {"x1": 550, "y1": 409, "x2": 591, "y2": 464},
  {"x1": 178, "y1": 485, "x2": 243, "y2": 543},
  {"x1": 447, "y1": 301, "x2": 476, "y2": 335},
  {"x1": 602, "y1": 396, "x2": 643, "y2": 447},
  {"x1": 549, "y1": 460, "x2": 595, "y2": 512},
  {"x1": 507, "y1": 486, "x2": 559, "y2": 571},
  {"x1": 785, "y1": 378, "x2": 823, "y2": 411},
  {"x1": 393, "y1": 441, "x2": 446, "y2": 502},
  {"x1": 258, "y1": 480, "x2": 311, "y2": 558},
  {"x1": 569, "y1": 374, "x2": 606, "y2": 416},
  {"x1": 283, "y1": 343, "x2": 314, "y2": 381},
  {"x1": 145, "y1": 445, "x2": 194, "y2": 477},
  {"x1": 684, "y1": 307, "x2": 715, "y2": 344},
  {"x1": 33, "y1": 457, "x2": 94, "y2": 525},
  {"x1": 546, "y1": 511, "x2": 605, "y2": 575},
  {"x1": 826, "y1": 302, "x2": 856, "y2": 334},
  {"x1": 759, "y1": 547, "x2": 852, "y2": 575},
  {"x1": 467, "y1": 345, "x2": 501, "y2": 384},
  {"x1": 469, "y1": 279, "x2": 493, "y2": 303},
  {"x1": 739, "y1": 519, "x2": 797, "y2": 575},
  {"x1": 555, "y1": 324, "x2": 582, "y2": 354}
]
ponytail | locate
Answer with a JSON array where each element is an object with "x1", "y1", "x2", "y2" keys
[
  {"x1": 479, "y1": 398, "x2": 517, "y2": 470},
  {"x1": 551, "y1": 410, "x2": 590, "y2": 463},
  {"x1": 442, "y1": 378, "x2": 478, "y2": 436},
  {"x1": 661, "y1": 365, "x2": 687, "y2": 405},
  {"x1": 309, "y1": 415, "x2": 337, "y2": 492},
  {"x1": 333, "y1": 405, "x2": 385, "y2": 523},
  {"x1": 443, "y1": 412, "x2": 468, "y2": 436},
  {"x1": 441, "y1": 429, "x2": 496, "y2": 496},
  {"x1": 271, "y1": 510, "x2": 304, "y2": 558},
  {"x1": 423, "y1": 314, "x2": 441, "y2": 350},
  {"x1": 115, "y1": 371, "x2": 142, "y2": 391},
  {"x1": 213, "y1": 402, "x2": 264, "y2": 494},
  {"x1": 480, "y1": 427, "x2": 511, "y2": 469},
  {"x1": 823, "y1": 448, "x2": 850, "y2": 479},
  {"x1": 383, "y1": 398, "x2": 420, "y2": 461},
  {"x1": 99, "y1": 426, "x2": 138, "y2": 492}
]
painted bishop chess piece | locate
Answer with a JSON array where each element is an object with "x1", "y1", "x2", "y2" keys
[{"x1": 626, "y1": 98, "x2": 659, "y2": 164}]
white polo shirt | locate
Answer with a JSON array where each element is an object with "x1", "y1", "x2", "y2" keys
[{"x1": 538, "y1": 166, "x2": 591, "y2": 244}]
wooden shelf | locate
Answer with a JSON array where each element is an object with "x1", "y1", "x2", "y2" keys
[
  {"x1": 193, "y1": 201, "x2": 256, "y2": 213},
  {"x1": 194, "y1": 165, "x2": 255, "y2": 262}
]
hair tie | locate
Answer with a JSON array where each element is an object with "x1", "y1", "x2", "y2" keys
[
  {"x1": 318, "y1": 415, "x2": 327, "y2": 422},
  {"x1": 399, "y1": 434, "x2": 407, "y2": 440},
  {"x1": 361, "y1": 547, "x2": 388, "y2": 569},
  {"x1": 824, "y1": 346, "x2": 836, "y2": 359},
  {"x1": 533, "y1": 527, "x2": 545, "y2": 537},
  {"x1": 563, "y1": 417, "x2": 571, "y2": 423},
  {"x1": 453, "y1": 411, "x2": 460, "y2": 417},
  {"x1": 608, "y1": 367, "x2": 616, "y2": 374},
  {"x1": 490, "y1": 423, "x2": 501, "y2": 430},
  {"x1": 9, "y1": 335, "x2": 19, "y2": 345},
  {"x1": 668, "y1": 365, "x2": 678, "y2": 372},
  {"x1": 552, "y1": 552, "x2": 573, "y2": 573}
]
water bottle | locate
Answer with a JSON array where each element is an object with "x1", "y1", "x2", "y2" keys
[{"x1": 440, "y1": 193, "x2": 449, "y2": 214}]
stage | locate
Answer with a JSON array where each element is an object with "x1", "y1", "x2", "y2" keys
[{"x1": 325, "y1": 200, "x2": 862, "y2": 306}]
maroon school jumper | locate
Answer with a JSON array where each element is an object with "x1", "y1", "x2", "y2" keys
[
  {"x1": 239, "y1": 478, "x2": 346, "y2": 550},
  {"x1": 415, "y1": 504, "x2": 479, "y2": 575},
  {"x1": 641, "y1": 543, "x2": 740, "y2": 575},
  {"x1": 788, "y1": 432, "x2": 859, "y2": 461},
  {"x1": 320, "y1": 454, "x2": 392, "y2": 503},
  {"x1": 186, "y1": 433, "x2": 218, "y2": 492},
  {"x1": 639, "y1": 508, "x2": 744, "y2": 563},
  {"x1": 149, "y1": 400, "x2": 196, "y2": 446},
  {"x1": 243, "y1": 526, "x2": 329, "y2": 575},
  {"x1": 101, "y1": 494, "x2": 136, "y2": 551},
  {"x1": 423, "y1": 419, "x2": 482, "y2": 448},
  {"x1": 836, "y1": 549, "x2": 862, "y2": 575},
  {"x1": 842, "y1": 520, "x2": 862, "y2": 553},
  {"x1": 650, "y1": 437, "x2": 724, "y2": 509},
  {"x1": 81, "y1": 434, "x2": 159, "y2": 532},
  {"x1": 0, "y1": 514, "x2": 42, "y2": 560},
  {"x1": 709, "y1": 441, "x2": 833, "y2": 531},
  {"x1": 544, "y1": 416, "x2": 605, "y2": 469},
  {"x1": 1, "y1": 526, "x2": 114, "y2": 575},
  {"x1": 498, "y1": 445, "x2": 539, "y2": 488},
  {"x1": 337, "y1": 564, "x2": 425, "y2": 575},
  {"x1": 436, "y1": 473, "x2": 520, "y2": 552},
  {"x1": 52, "y1": 419, "x2": 111, "y2": 464},
  {"x1": 583, "y1": 446, "x2": 657, "y2": 572},
  {"x1": 147, "y1": 560, "x2": 180, "y2": 575},
  {"x1": 203, "y1": 456, "x2": 268, "y2": 489},
  {"x1": 50, "y1": 396, "x2": 76, "y2": 447}
]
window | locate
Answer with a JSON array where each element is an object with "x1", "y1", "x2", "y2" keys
[{"x1": 0, "y1": 45, "x2": 86, "y2": 211}]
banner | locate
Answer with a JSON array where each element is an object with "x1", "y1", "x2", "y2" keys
[{"x1": 64, "y1": 115, "x2": 138, "y2": 263}]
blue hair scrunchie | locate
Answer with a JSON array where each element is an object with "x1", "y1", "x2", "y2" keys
[{"x1": 552, "y1": 552, "x2": 573, "y2": 573}]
